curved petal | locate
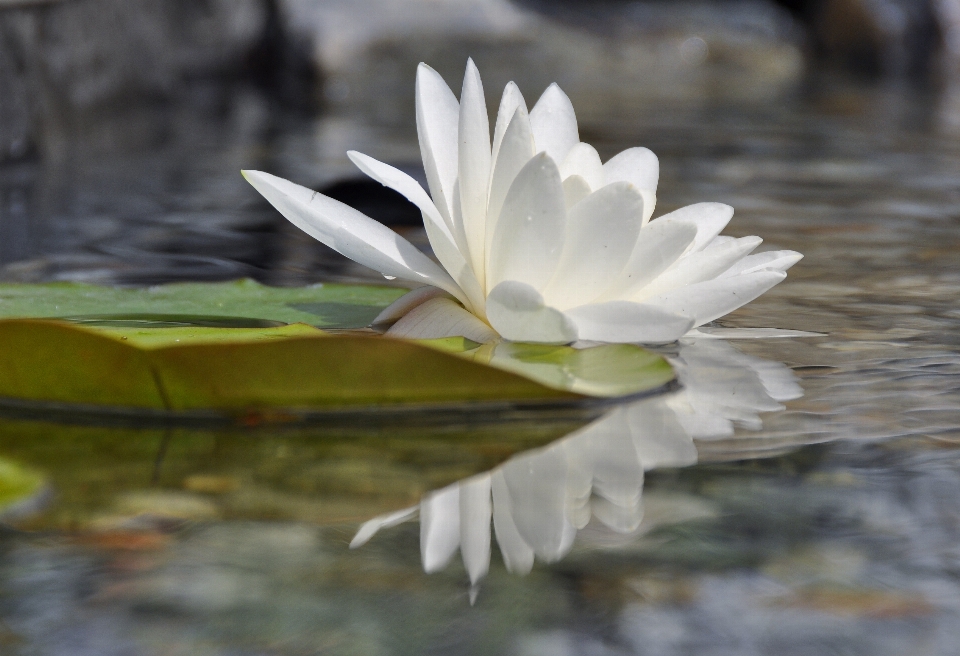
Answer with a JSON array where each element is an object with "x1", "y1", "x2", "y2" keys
[
  {"x1": 645, "y1": 270, "x2": 788, "y2": 327},
  {"x1": 492, "y1": 81, "x2": 527, "y2": 166},
  {"x1": 491, "y1": 470, "x2": 535, "y2": 574},
  {"x1": 416, "y1": 63, "x2": 460, "y2": 227},
  {"x1": 242, "y1": 170, "x2": 466, "y2": 302},
  {"x1": 346, "y1": 152, "x2": 484, "y2": 310},
  {"x1": 459, "y1": 474, "x2": 492, "y2": 585},
  {"x1": 486, "y1": 106, "x2": 536, "y2": 289},
  {"x1": 420, "y1": 485, "x2": 461, "y2": 573},
  {"x1": 373, "y1": 286, "x2": 450, "y2": 325},
  {"x1": 350, "y1": 506, "x2": 417, "y2": 548},
  {"x1": 562, "y1": 175, "x2": 591, "y2": 208},
  {"x1": 718, "y1": 250, "x2": 803, "y2": 278},
  {"x1": 487, "y1": 281, "x2": 578, "y2": 344},
  {"x1": 544, "y1": 182, "x2": 645, "y2": 309},
  {"x1": 458, "y1": 59, "x2": 492, "y2": 279},
  {"x1": 600, "y1": 219, "x2": 698, "y2": 302},
  {"x1": 603, "y1": 146, "x2": 659, "y2": 191},
  {"x1": 563, "y1": 301, "x2": 694, "y2": 344},
  {"x1": 529, "y1": 83, "x2": 579, "y2": 164},
  {"x1": 653, "y1": 202, "x2": 734, "y2": 253},
  {"x1": 560, "y1": 142, "x2": 604, "y2": 190},
  {"x1": 487, "y1": 153, "x2": 567, "y2": 292},
  {"x1": 633, "y1": 236, "x2": 763, "y2": 300},
  {"x1": 386, "y1": 297, "x2": 498, "y2": 343}
]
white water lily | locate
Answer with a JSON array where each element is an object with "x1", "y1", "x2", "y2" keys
[{"x1": 243, "y1": 60, "x2": 802, "y2": 344}]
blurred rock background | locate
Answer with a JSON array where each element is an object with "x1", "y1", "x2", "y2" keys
[{"x1": 0, "y1": 0, "x2": 957, "y2": 164}]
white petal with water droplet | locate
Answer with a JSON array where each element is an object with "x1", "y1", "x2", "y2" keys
[{"x1": 487, "y1": 153, "x2": 566, "y2": 292}]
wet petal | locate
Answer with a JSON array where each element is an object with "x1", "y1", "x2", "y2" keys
[
  {"x1": 242, "y1": 170, "x2": 464, "y2": 301},
  {"x1": 486, "y1": 106, "x2": 536, "y2": 288},
  {"x1": 563, "y1": 301, "x2": 694, "y2": 344},
  {"x1": 529, "y1": 83, "x2": 579, "y2": 164},
  {"x1": 600, "y1": 219, "x2": 697, "y2": 302},
  {"x1": 416, "y1": 63, "x2": 460, "y2": 226},
  {"x1": 458, "y1": 59, "x2": 492, "y2": 279},
  {"x1": 421, "y1": 484, "x2": 461, "y2": 573},
  {"x1": 560, "y1": 142, "x2": 604, "y2": 190},
  {"x1": 645, "y1": 270, "x2": 788, "y2": 327},
  {"x1": 386, "y1": 297, "x2": 498, "y2": 343},
  {"x1": 492, "y1": 81, "x2": 527, "y2": 165},
  {"x1": 487, "y1": 281, "x2": 578, "y2": 344},
  {"x1": 487, "y1": 153, "x2": 566, "y2": 292},
  {"x1": 653, "y1": 202, "x2": 734, "y2": 253},
  {"x1": 544, "y1": 182, "x2": 645, "y2": 309},
  {"x1": 491, "y1": 470, "x2": 535, "y2": 574},
  {"x1": 459, "y1": 474, "x2": 493, "y2": 585},
  {"x1": 634, "y1": 236, "x2": 763, "y2": 300}
]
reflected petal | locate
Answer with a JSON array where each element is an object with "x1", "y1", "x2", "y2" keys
[
  {"x1": 491, "y1": 470, "x2": 535, "y2": 574},
  {"x1": 421, "y1": 484, "x2": 461, "y2": 573},
  {"x1": 459, "y1": 474, "x2": 493, "y2": 585},
  {"x1": 350, "y1": 505, "x2": 418, "y2": 548}
]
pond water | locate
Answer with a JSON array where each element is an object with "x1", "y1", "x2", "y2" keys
[{"x1": 0, "y1": 73, "x2": 959, "y2": 655}]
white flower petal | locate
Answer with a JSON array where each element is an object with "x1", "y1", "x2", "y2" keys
[
  {"x1": 346, "y1": 151, "x2": 484, "y2": 312},
  {"x1": 242, "y1": 170, "x2": 465, "y2": 301},
  {"x1": 600, "y1": 219, "x2": 698, "y2": 302},
  {"x1": 487, "y1": 281, "x2": 578, "y2": 344},
  {"x1": 373, "y1": 286, "x2": 450, "y2": 325},
  {"x1": 458, "y1": 59, "x2": 492, "y2": 280},
  {"x1": 529, "y1": 83, "x2": 579, "y2": 164},
  {"x1": 492, "y1": 81, "x2": 527, "y2": 166},
  {"x1": 544, "y1": 182, "x2": 645, "y2": 309},
  {"x1": 688, "y1": 327, "x2": 822, "y2": 339},
  {"x1": 491, "y1": 470, "x2": 535, "y2": 574},
  {"x1": 560, "y1": 142, "x2": 604, "y2": 190},
  {"x1": 654, "y1": 202, "x2": 734, "y2": 253},
  {"x1": 603, "y1": 147, "x2": 658, "y2": 221},
  {"x1": 634, "y1": 236, "x2": 763, "y2": 300},
  {"x1": 563, "y1": 301, "x2": 694, "y2": 344},
  {"x1": 645, "y1": 270, "x2": 788, "y2": 327},
  {"x1": 500, "y1": 449, "x2": 576, "y2": 562},
  {"x1": 420, "y1": 484, "x2": 461, "y2": 573},
  {"x1": 562, "y1": 174, "x2": 591, "y2": 208},
  {"x1": 718, "y1": 250, "x2": 803, "y2": 278},
  {"x1": 386, "y1": 297, "x2": 498, "y2": 343},
  {"x1": 459, "y1": 474, "x2": 492, "y2": 585},
  {"x1": 416, "y1": 63, "x2": 460, "y2": 226},
  {"x1": 603, "y1": 146, "x2": 658, "y2": 189},
  {"x1": 350, "y1": 506, "x2": 418, "y2": 549},
  {"x1": 487, "y1": 153, "x2": 566, "y2": 292},
  {"x1": 486, "y1": 106, "x2": 536, "y2": 288}
]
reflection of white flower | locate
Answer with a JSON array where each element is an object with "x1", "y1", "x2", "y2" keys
[
  {"x1": 351, "y1": 339, "x2": 802, "y2": 585},
  {"x1": 243, "y1": 60, "x2": 802, "y2": 344}
]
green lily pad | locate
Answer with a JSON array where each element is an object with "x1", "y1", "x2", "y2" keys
[
  {"x1": 0, "y1": 281, "x2": 676, "y2": 415},
  {"x1": 0, "y1": 456, "x2": 46, "y2": 518}
]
